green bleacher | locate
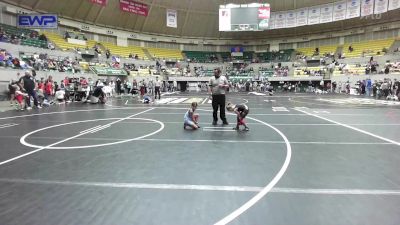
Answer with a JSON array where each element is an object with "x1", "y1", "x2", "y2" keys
[
  {"x1": 220, "y1": 52, "x2": 231, "y2": 62},
  {"x1": 0, "y1": 23, "x2": 34, "y2": 37},
  {"x1": 184, "y1": 51, "x2": 217, "y2": 63},
  {"x1": 21, "y1": 39, "x2": 47, "y2": 48},
  {"x1": 202, "y1": 69, "x2": 215, "y2": 76},
  {"x1": 259, "y1": 68, "x2": 274, "y2": 77},
  {"x1": 256, "y1": 49, "x2": 294, "y2": 62},
  {"x1": 0, "y1": 23, "x2": 47, "y2": 48}
]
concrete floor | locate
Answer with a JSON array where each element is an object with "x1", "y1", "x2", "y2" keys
[{"x1": 0, "y1": 93, "x2": 399, "y2": 225}]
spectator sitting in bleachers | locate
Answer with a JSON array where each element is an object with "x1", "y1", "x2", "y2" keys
[{"x1": 48, "y1": 42, "x2": 55, "y2": 50}]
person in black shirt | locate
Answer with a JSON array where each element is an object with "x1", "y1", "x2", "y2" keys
[
  {"x1": 84, "y1": 83, "x2": 106, "y2": 104},
  {"x1": 18, "y1": 71, "x2": 40, "y2": 109},
  {"x1": 8, "y1": 79, "x2": 17, "y2": 106},
  {"x1": 226, "y1": 102, "x2": 250, "y2": 131}
]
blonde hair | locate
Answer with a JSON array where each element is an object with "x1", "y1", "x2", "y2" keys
[{"x1": 226, "y1": 102, "x2": 234, "y2": 111}]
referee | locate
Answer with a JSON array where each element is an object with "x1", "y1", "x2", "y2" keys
[{"x1": 208, "y1": 68, "x2": 229, "y2": 125}]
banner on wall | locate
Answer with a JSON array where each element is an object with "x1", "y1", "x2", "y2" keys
[
  {"x1": 285, "y1": 10, "x2": 296, "y2": 28},
  {"x1": 120, "y1": 0, "x2": 149, "y2": 16},
  {"x1": 308, "y1": 6, "x2": 321, "y2": 25},
  {"x1": 346, "y1": 0, "x2": 361, "y2": 19},
  {"x1": 90, "y1": 66, "x2": 128, "y2": 76},
  {"x1": 296, "y1": 8, "x2": 308, "y2": 26},
  {"x1": 320, "y1": 4, "x2": 333, "y2": 23},
  {"x1": 388, "y1": 0, "x2": 400, "y2": 10},
  {"x1": 374, "y1": 0, "x2": 389, "y2": 13},
  {"x1": 269, "y1": 13, "x2": 276, "y2": 29},
  {"x1": 17, "y1": 14, "x2": 58, "y2": 29},
  {"x1": 361, "y1": 0, "x2": 375, "y2": 16},
  {"x1": 274, "y1": 12, "x2": 286, "y2": 29},
  {"x1": 166, "y1": 9, "x2": 177, "y2": 28},
  {"x1": 89, "y1": 0, "x2": 107, "y2": 6},
  {"x1": 219, "y1": 9, "x2": 231, "y2": 31},
  {"x1": 333, "y1": 1, "x2": 347, "y2": 21}
]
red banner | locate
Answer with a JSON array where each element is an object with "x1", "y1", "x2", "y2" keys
[
  {"x1": 258, "y1": 7, "x2": 270, "y2": 19},
  {"x1": 90, "y1": 0, "x2": 107, "y2": 6},
  {"x1": 120, "y1": 0, "x2": 148, "y2": 16}
]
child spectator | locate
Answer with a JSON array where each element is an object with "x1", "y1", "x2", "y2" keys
[
  {"x1": 8, "y1": 79, "x2": 17, "y2": 107},
  {"x1": 183, "y1": 102, "x2": 200, "y2": 130},
  {"x1": 226, "y1": 102, "x2": 250, "y2": 131},
  {"x1": 14, "y1": 86, "x2": 28, "y2": 111},
  {"x1": 44, "y1": 76, "x2": 54, "y2": 101}
]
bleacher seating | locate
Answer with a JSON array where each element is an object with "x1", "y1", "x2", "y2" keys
[
  {"x1": 344, "y1": 39, "x2": 394, "y2": 58},
  {"x1": 42, "y1": 32, "x2": 96, "y2": 51},
  {"x1": 220, "y1": 52, "x2": 231, "y2": 62},
  {"x1": 21, "y1": 39, "x2": 47, "y2": 48},
  {"x1": 0, "y1": 23, "x2": 46, "y2": 48},
  {"x1": 232, "y1": 52, "x2": 254, "y2": 61},
  {"x1": 256, "y1": 49, "x2": 294, "y2": 62},
  {"x1": 147, "y1": 47, "x2": 183, "y2": 60},
  {"x1": 202, "y1": 69, "x2": 214, "y2": 76},
  {"x1": 294, "y1": 66, "x2": 326, "y2": 77},
  {"x1": 101, "y1": 42, "x2": 147, "y2": 59},
  {"x1": 184, "y1": 51, "x2": 218, "y2": 63},
  {"x1": 332, "y1": 65, "x2": 366, "y2": 76},
  {"x1": 297, "y1": 45, "x2": 338, "y2": 57},
  {"x1": 259, "y1": 68, "x2": 274, "y2": 77},
  {"x1": 0, "y1": 23, "x2": 35, "y2": 37}
]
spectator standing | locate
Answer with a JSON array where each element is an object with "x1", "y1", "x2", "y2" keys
[
  {"x1": 109, "y1": 80, "x2": 115, "y2": 97},
  {"x1": 366, "y1": 79, "x2": 372, "y2": 97},
  {"x1": 44, "y1": 76, "x2": 54, "y2": 101},
  {"x1": 154, "y1": 76, "x2": 162, "y2": 100},
  {"x1": 8, "y1": 79, "x2": 17, "y2": 107},
  {"x1": 116, "y1": 78, "x2": 122, "y2": 95}
]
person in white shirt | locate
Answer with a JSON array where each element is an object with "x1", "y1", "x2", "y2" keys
[
  {"x1": 55, "y1": 88, "x2": 65, "y2": 103},
  {"x1": 154, "y1": 76, "x2": 162, "y2": 100},
  {"x1": 173, "y1": 80, "x2": 177, "y2": 92},
  {"x1": 208, "y1": 68, "x2": 229, "y2": 125}
]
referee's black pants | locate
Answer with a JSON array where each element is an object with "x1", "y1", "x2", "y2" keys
[
  {"x1": 212, "y1": 94, "x2": 227, "y2": 122},
  {"x1": 155, "y1": 86, "x2": 161, "y2": 99}
]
